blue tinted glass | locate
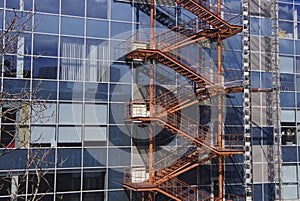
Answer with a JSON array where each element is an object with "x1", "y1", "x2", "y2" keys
[
  {"x1": 86, "y1": 39, "x2": 107, "y2": 59},
  {"x1": 110, "y1": 63, "x2": 131, "y2": 82},
  {"x1": 23, "y1": 0, "x2": 33, "y2": 10},
  {"x1": 251, "y1": 72, "x2": 260, "y2": 88},
  {"x1": 280, "y1": 92, "x2": 295, "y2": 107},
  {"x1": 60, "y1": 37, "x2": 84, "y2": 59},
  {"x1": 3, "y1": 55, "x2": 31, "y2": 78},
  {"x1": 32, "y1": 80, "x2": 57, "y2": 100},
  {"x1": 57, "y1": 149, "x2": 82, "y2": 167},
  {"x1": 60, "y1": 58, "x2": 84, "y2": 81},
  {"x1": 61, "y1": 17, "x2": 84, "y2": 36},
  {"x1": 33, "y1": 34, "x2": 58, "y2": 56},
  {"x1": 87, "y1": 0, "x2": 107, "y2": 19},
  {"x1": 0, "y1": 150, "x2": 27, "y2": 170},
  {"x1": 296, "y1": 5, "x2": 300, "y2": 22},
  {"x1": 3, "y1": 79, "x2": 30, "y2": 95},
  {"x1": 33, "y1": 57, "x2": 58, "y2": 79},
  {"x1": 35, "y1": 14, "x2": 59, "y2": 34},
  {"x1": 83, "y1": 148, "x2": 106, "y2": 167},
  {"x1": 297, "y1": 57, "x2": 300, "y2": 73},
  {"x1": 86, "y1": 19, "x2": 108, "y2": 38},
  {"x1": 59, "y1": 81, "x2": 83, "y2": 101},
  {"x1": 61, "y1": 0, "x2": 85, "y2": 16},
  {"x1": 279, "y1": 3, "x2": 293, "y2": 20},
  {"x1": 111, "y1": 22, "x2": 132, "y2": 38},
  {"x1": 252, "y1": 127, "x2": 261, "y2": 145},
  {"x1": 110, "y1": 84, "x2": 131, "y2": 102},
  {"x1": 108, "y1": 148, "x2": 130, "y2": 166},
  {"x1": 296, "y1": 41, "x2": 300, "y2": 55},
  {"x1": 85, "y1": 83, "x2": 108, "y2": 101},
  {"x1": 0, "y1": 1, "x2": 3, "y2": 7},
  {"x1": 260, "y1": 18, "x2": 272, "y2": 36},
  {"x1": 282, "y1": 146, "x2": 297, "y2": 162},
  {"x1": 109, "y1": 103, "x2": 125, "y2": 124},
  {"x1": 224, "y1": 34, "x2": 242, "y2": 50},
  {"x1": 279, "y1": 21, "x2": 294, "y2": 39},
  {"x1": 280, "y1": 74, "x2": 295, "y2": 91},
  {"x1": 35, "y1": 0, "x2": 59, "y2": 13},
  {"x1": 261, "y1": 72, "x2": 272, "y2": 89},
  {"x1": 297, "y1": 93, "x2": 300, "y2": 107},
  {"x1": 225, "y1": 107, "x2": 243, "y2": 125},
  {"x1": 111, "y1": 1, "x2": 132, "y2": 21},
  {"x1": 109, "y1": 126, "x2": 131, "y2": 146},
  {"x1": 279, "y1": 39, "x2": 294, "y2": 55},
  {"x1": 250, "y1": 17, "x2": 259, "y2": 35},
  {"x1": 254, "y1": 185, "x2": 263, "y2": 201},
  {"x1": 6, "y1": 0, "x2": 19, "y2": 9},
  {"x1": 262, "y1": 127, "x2": 273, "y2": 145}
]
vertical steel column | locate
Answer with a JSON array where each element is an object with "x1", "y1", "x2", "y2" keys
[
  {"x1": 242, "y1": 0, "x2": 252, "y2": 200},
  {"x1": 148, "y1": 0, "x2": 155, "y2": 191},
  {"x1": 217, "y1": 0, "x2": 223, "y2": 200},
  {"x1": 271, "y1": 0, "x2": 282, "y2": 199}
]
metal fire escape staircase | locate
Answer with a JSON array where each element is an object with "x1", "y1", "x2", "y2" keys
[{"x1": 122, "y1": 1, "x2": 246, "y2": 200}]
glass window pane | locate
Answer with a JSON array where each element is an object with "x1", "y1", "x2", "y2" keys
[
  {"x1": 32, "y1": 80, "x2": 57, "y2": 100},
  {"x1": 279, "y1": 3, "x2": 293, "y2": 20},
  {"x1": 57, "y1": 171, "x2": 81, "y2": 192},
  {"x1": 33, "y1": 34, "x2": 58, "y2": 56},
  {"x1": 33, "y1": 57, "x2": 58, "y2": 79},
  {"x1": 110, "y1": 63, "x2": 132, "y2": 83},
  {"x1": 31, "y1": 126, "x2": 55, "y2": 145},
  {"x1": 108, "y1": 148, "x2": 130, "y2": 166},
  {"x1": 57, "y1": 149, "x2": 81, "y2": 167},
  {"x1": 110, "y1": 84, "x2": 131, "y2": 102},
  {"x1": 61, "y1": 37, "x2": 84, "y2": 58},
  {"x1": 58, "y1": 103, "x2": 82, "y2": 124},
  {"x1": 280, "y1": 56, "x2": 294, "y2": 73},
  {"x1": 111, "y1": 1, "x2": 132, "y2": 21},
  {"x1": 280, "y1": 92, "x2": 295, "y2": 107},
  {"x1": 61, "y1": 0, "x2": 85, "y2": 16},
  {"x1": 279, "y1": 21, "x2": 294, "y2": 39},
  {"x1": 86, "y1": 19, "x2": 108, "y2": 38},
  {"x1": 35, "y1": 0, "x2": 59, "y2": 13},
  {"x1": 279, "y1": 39, "x2": 294, "y2": 55},
  {"x1": 58, "y1": 126, "x2": 82, "y2": 142},
  {"x1": 61, "y1": 17, "x2": 84, "y2": 36},
  {"x1": 282, "y1": 165, "x2": 297, "y2": 182},
  {"x1": 109, "y1": 125, "x2": 131, "y2": 146},
  {"x1": 111, "y1": 22, "x2": 132, "y2": 38},
  {"x1": 283, "y1": 184, "x2": 298, "y2": 200},
  {"x1": 84, "y1": 104, "x2": 107, "y2": 124},
  {"x1": 31, "y1": 103, "x2": 56, "y2": 124},
  {"x1": 83, "y1": 169, "x2": 106, "y2": 190},
  {"x1": 84, "y1": 126, "x2": 106, "y2": 141},
  {"x1": 60, "y1": 58, "x2": 84, "y2": 81},
  {"x1": 85, "y1": 83, "x2": 108, "y2": 101},
  {"x1": 83, "y1": 148, "x2": 106, "y2": 167},
  {"x1": 35, "y1": 14, "x2": 59, "y2": 34},
  {"x1": 4, "y1": 55, "x2": 31, "y2": 78},
  {"x1": 59, "y1": 81, "x2": 83, "y2": 101},
  {"x1": 87, "y1": 0, "x2": 108, "y2": 19}
]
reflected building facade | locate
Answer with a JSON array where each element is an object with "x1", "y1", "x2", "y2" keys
[{"x1": 0, "y1": 0, "x2": 299, "y2": 200}]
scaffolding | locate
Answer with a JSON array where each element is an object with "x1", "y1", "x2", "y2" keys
[{"x1": 119, "y1": 0, "x2": 275, "y2": 200}]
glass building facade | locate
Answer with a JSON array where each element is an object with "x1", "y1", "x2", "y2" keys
[{"x1": 0, "y1": 0, "x2": 298, "y2": 200}]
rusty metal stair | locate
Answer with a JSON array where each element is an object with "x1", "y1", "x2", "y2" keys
[{"x1": 175, "y1": 0, "x2": 242, "y2": 37}]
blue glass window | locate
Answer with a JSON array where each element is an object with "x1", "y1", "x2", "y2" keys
[
  {"x1": 35, "y1": 0, "x2": 59, "y2": 13},
  {"x1": 33, "y1": 57, "x2": 58, "y2": 79},
  {"x1": 32, "y1": 80, "x2": 57, "y2": 100},
  {"x1": 60, "y1": 37, "x2": 84, "y2": 59},
  {"x1": 281, "y1": 92, "x2": 295, "y2": 107},
  {"x1": 111, "y1": 1, "x2": 132, "y2": 21},
  {"x1": 61, "y1": 0, "x2": 85, "y2": 17},
  {"x1": 279, "y1": 3, "x2": 293, "y2": 20},
  {"x1": 61, "y1": 17, "x2": 84, "y2": 36},
  {"x1": 83, "y1": 148, "x2": 106, "y2": 167},
  {"x1": 110, "y1": 84, "x2": 131, "y2": 102},
  {"x1": 109, "y1": 126, "x2": 131, "y2": 146},
  {"x1": 35, "y1": 14, "x2": 59, "y2": 34},
  {"x1": 86, "y1": 19, "x2": 108, "y2": 38},
  {"x1": 59, "y1": 81, "x2": 83, "y2": 101},
  {"x1": 282, "y1": 146, "x2": 297, "y2": 162},
  {"x1": 85, "y1": 83, "x2": 108, "y2": 101},
  {"x1": 3, "y1": 55, "x2": 31, "y2": 78},
  {"x1": 33, "y1": 34, "x2": 58, "y2": 56},
  {"x1": 87, "y1": 0, "x2": 108, "y2": 19},
  {"x1": 279, "y1": 21, "x2": 294, "y2": 39},
  {"x1": 280, "y1": 73, "x2": 295, "y2": 91},
  {"x1": 108, "y1": 148, "x2": 131, "y2": 166},
  {"x1": 3, "y1": 78, "x2": 29, "y2": 95},
  {"x1": 110, "y1": 63, "x2": 132, "y2": 82},
  {"x1": 251, "y1": 72, "x2": 260, "y2": 88},
  {"x1": 111, "y1": 22, "x2": 132, "y2": 38},
  {"x1": 279, "y1": 39, "x2": 294, "y2": 55}
]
